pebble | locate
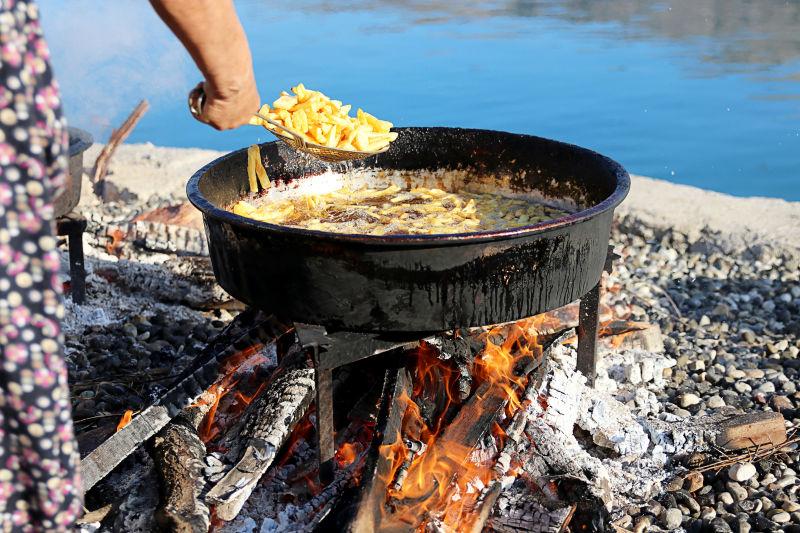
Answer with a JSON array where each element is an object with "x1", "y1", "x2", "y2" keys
[
  {"x1": 725, "y1": 481, "x2": 748, "y2": 502},
  {"x1": 734, "y1": 381, "x2": 751, "y2": 393},
  {"x1": 632, "y1": 515, "x2": 652, "y2": 533},
  {"x1": 783, "y1": 500, "x2": 800, "y2": 512},
  {"x1": 771, "y1": 511, "x2": 791, "y2": 523},
  {"x1": 728, "y1": 463, "x2": 757, "y2": 482},
  {"x1": 707, "y1": 395, "x2": 726, "y2": 408},
  {"x1": 772, "y1": 475, "x2": 797, "y2": 489},
  {"x1": 718, "y1": 492, "x2": 734, "y2": 506},
  {"x1": 740, "y1": 329, "x2": 756, "y2": 343},
  {"x1": 679, "y1": 393, "x2": 702, "y2": 407},
  {"x1": 662, "y1": 507, "x2": 683, "y2": 530},
  {"x1": 773, "y1": 395, "x2": 793, "y2": 411},
  {"x1": 756, "y1": 381, "x2": 776, "y2": 394},
  {"x1": 684, "y1": 470, "x2": 704, "y2": 492},
  {"x1": 709, "y1": 518, "x2": 734, "y2": 532}
]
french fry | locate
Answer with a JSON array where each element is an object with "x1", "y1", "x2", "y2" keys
[
  {"x1": 246, "y1": 147, "x2": 258, "y2": 193},
  {"x1": 247, "y1": 144, "x2": 270, "y2": 190}
]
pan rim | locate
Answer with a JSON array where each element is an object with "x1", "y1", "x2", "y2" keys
[{"x1": 186, "y1": 127, "x2": 630, "y2": 247}]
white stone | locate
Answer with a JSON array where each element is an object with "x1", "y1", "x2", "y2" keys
[
  {"x1": 707, "y1": 395, "x2": 726, "y2": 409},
  {"x1": 625, "y1": 363, "x2": 642, "y2": 385},
  {"x1": 756, "y1": 381, "x2": 776, "y2": 394},
  {"x1": 727, "y1": 368, "x2": 746, "y2": 379},
  {"x1": 663, "y1": 508, "x2": 683, "y2": 530},
  {"x1": 689, "y1": 360, "x2": 705, "y2": 372},
  {"x1": 728, "y1": 463, "x2": 757, "y2": 483},
  {"x1": 679, "y1": 393, "x2": 701, "y2": 408},
  {"x1": 718, "y1": 492, "x2": 734, "y2": 505}
]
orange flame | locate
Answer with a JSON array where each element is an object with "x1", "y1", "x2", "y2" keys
[
  {"x1": 196, "y1": 343, "x2": 270, "y2": 444},
  {"x1": 381, "y1": 317, "x2": 546, "y2": 530},
  {"x1": 336, "y1": 442, "x2": 360, "y2": 468},
  {"x1": 116, "y1": 409, "x2": 133, "y2": 432}
]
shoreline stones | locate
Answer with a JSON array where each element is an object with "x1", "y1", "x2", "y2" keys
[{"x1": 612, "y1": 214, "x2": 800, "y2": 531}]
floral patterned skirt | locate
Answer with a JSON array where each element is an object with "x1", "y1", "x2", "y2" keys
[{"x1": 0, "y1": 1, "x2": 82, "y2": 531}]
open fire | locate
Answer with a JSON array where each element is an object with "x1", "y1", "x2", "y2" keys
[{"x1": 95, "y1": 304, "x2": 659, "y2": 532}]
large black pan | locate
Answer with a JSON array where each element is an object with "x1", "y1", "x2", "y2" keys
[{"x1": 188, "y1": 127, "x2": 629, "y2": 332}]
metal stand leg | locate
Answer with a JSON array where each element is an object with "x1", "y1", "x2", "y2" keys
[
  {"x1": 312, "y1": 344, "x2": 336, "y2": 485},
  {"x1": 576, "y1": 245, "x2": 618, "y2": 387},
  {"x1": 67, "y1": 229, "x2": 86, "y2": 304},
  {"x1": 56, "y1": 213, "x2": 87, "y2": 304},
  {"x1": 294, "y1": 323, "x2": 424, "y2": 486},
  {"x1": 576, "y1": 280, "x2": 601, "y2": 386}
]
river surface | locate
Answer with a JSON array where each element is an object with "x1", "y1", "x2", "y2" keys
[{"x1": 39, "y1": 0, "x2": 800, "y2": 200}]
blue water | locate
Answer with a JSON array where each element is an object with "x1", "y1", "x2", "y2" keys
[{"x1": 39, "y1": 0, "x2": 800, "y2": 200}]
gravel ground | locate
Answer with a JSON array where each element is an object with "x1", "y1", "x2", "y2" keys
[{"x1": 607, "y1": 212, "x2": 800, "y2": 533}]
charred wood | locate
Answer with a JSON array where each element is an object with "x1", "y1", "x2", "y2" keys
[
  {"x1": 205, "y1": 348, "x2": 315, "y2": 521},
  {"x1": 81, "y1": 312, "x2": 287, "y2": 492},
  {"x1": 128, "y1": 219, "x2": 208, "y2": 256},
  {"x1": 424, "y1": 334, "x2": 479, "y2": 401},
  {"x1": 339, "y1": 364, "x2": 412, "y2": 533},
  {"x1": 487, "y1": 496, "x2": 575, "y2": 533},
  {"x1": 152, "y1": 392, "x2": 215, "y2": 533}
]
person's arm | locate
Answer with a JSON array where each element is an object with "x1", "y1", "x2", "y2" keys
[{"x1": 150, "y1": 0, "x2": 260, "y2": 130}]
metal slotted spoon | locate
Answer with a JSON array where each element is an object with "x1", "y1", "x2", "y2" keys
[{"x1": 188, "y1": 83, "x2": 390, "y2": 163}]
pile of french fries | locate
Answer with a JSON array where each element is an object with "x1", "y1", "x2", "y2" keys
[{"x1": 249, "y1": 84, "x2": 398, "y2": 152}]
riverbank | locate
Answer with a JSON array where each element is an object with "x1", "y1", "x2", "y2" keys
[{"x1": 82, "y1": 143, "x2": 800, "y2": 254}]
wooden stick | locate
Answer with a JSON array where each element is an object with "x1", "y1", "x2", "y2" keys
[{"x1": 92, "y1": 99, "x2": 149, "y2": 184}]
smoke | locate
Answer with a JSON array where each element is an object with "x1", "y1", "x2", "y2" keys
[{"x1": 38, "y1": 0, "x2": 195, "y2": 141}]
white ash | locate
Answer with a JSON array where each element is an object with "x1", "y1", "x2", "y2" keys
[
  {"x1": 491, "y1": 342, "x2": 697, "y2": 516},
  {"x1": 61, "y1": 253, "x2": 209, "y2": 341},
  {"x1": 578, "y1": 387, "x2": 650, "y2": 459},
  {"x1": 596, "y1": 348, "x2": 676, "y2": 391}
]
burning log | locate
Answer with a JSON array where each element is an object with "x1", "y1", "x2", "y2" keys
[
  {"x1": 205, "y1": 348, "x2": 315, "y2": 521},
  {"x1": 81, "y1": 312, "x2": 288, "y2": 491},
  {"x1": 152, "y1": 391, "x2": 216, "y2": 533},
  {"x1": 464, "y1": 332, "x2": 573, "y2": 533},
  {"x1": 424, "y1": 334, "x2": 480, "y2": 401}
]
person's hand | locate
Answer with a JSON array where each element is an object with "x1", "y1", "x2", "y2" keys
[{"x1": 198, "y1": 74, "x2": 260, "y2": 130}]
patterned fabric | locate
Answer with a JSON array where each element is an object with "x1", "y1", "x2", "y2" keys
[{"x1": 0, "y1": 1, "x2": 82, "y2": 531}]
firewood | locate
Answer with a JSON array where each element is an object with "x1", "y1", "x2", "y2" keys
[
  {"x1": 694, "y1": 429, "x2": 799, "y2": 474},
  {"x1": 344, "y1": 366, "x2": 413, "y2": 533},
  {"x1": 716, "y1": 411, "x2": 787, "y2": 451},
  {"x1": 487, "y1": 495, "x2": 575, "y2": 533},
  {"x1": 129, "y1": 220, "x2": 209, "y2": 256},
  {"x1": 92, "y1": 99, "x2": 149, "y2": 185},
  {"x1": 81, "y1": 313, "x2": 287, "y2": 492},
  {"x1": 424, "y1": 334, "x2": 478, "y2": 401},
  {"x1": 205, "y1": 348, "x2": 315, "y2": 521},
  {"x1": 152, "y1": 393, "x2": 215, "y2": 533}
]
